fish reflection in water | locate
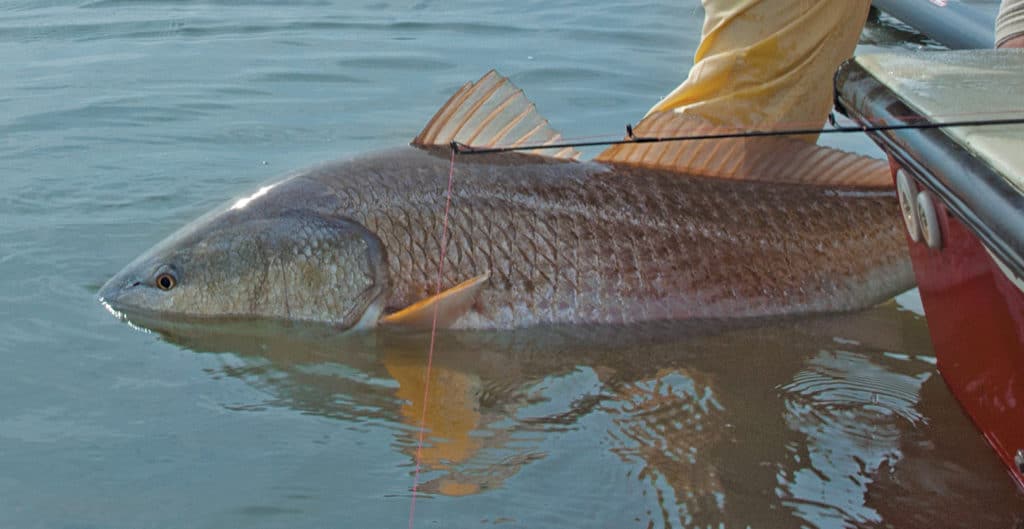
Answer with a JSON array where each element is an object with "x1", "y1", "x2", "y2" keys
[{"x1": 145, "y1": 306, "x2": 1024, "y2": 528}]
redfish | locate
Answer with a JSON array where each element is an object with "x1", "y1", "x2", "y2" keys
[{"x1": 99, "y1": 71, "x2": 912, "y2": 330}]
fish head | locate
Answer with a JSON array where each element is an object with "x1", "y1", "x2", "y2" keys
[{"x1": 99, "y1": 205, "x2": 389, "y2": 331}]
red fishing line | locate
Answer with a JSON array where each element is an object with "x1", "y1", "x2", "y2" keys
[{"x1": 407, "y1": 146, "x2": 458, "y2": 529}]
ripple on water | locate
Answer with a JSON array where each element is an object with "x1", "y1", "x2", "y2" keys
[
  {"x1": 6, "y1": 99, "x2": 221, "y2": 135},
  {"x1": 335, "y1": 55, "x2": 458, "y2": 73},
  {"x1": 777, "y1": 349, "x2": 932, "y2": 527},
  {"x1": 780, "y1": 349, "x2": 928, "y2": 433},
  {"x1": 600, "y1": 368, "x2": 729, "y2": 527},
  {"x1": 514, "y1": 66, "x2": 614, "y2": 86},
  {"x1": 251, "y1": 71, "x2": 368, "y2": 84},
  {"x1": 81, "y1": 0, "x2": 332, "y2": 6}
]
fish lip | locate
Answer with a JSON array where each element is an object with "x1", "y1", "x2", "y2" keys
[
  {"x1": 97, "y1": 276, "x2": 140, "y2": 316},
  {"x1": 95, "y1": 283, "x2": 177, "y2": 332}
]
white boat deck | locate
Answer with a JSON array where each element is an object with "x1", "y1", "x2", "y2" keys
[{"x1": 856, "y1": 50, "x2": 1024, "y2": 193}]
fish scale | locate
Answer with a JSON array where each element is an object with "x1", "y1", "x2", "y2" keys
[{"x1": 287, "y1": 146, "x2": 913, "y2": 329}]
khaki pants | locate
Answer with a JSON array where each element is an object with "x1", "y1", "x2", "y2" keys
[
  {"x1": 998, "y1": 0, "x2": 1024, "y2": 46},
  {"x1": 650, "y1": 0, "x2": 871, "y2": 140}
]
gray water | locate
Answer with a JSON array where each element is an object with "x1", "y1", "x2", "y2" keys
[{"x1": 2, "y1": 1, "x2": 1022, "y2": 528}]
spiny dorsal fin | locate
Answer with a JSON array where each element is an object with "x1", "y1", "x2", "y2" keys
[
  {"x1": 595, "y1": 111, "x2": 891, "y2": 188},
  {"x1": 379, "y1": 272, "x2": 490, "y2": 329},
  {"x1": 413, "y1": 71, "x2": 580, "y2": 160}
]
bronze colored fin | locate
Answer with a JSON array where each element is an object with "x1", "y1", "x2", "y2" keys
[
  {"x1": 413, "y1": 70, "x2": 580, "y2": 160},
  {"x1": 379, "y1": 272, "x2": 490, "y2": 329},
  {"x1": 595, "y1": 111, "x2": 891, "y2": 188}
]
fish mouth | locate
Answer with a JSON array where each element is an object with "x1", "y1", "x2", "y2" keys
[
  {"x1": 98, "y1": 281, "x2": 123, "y2": 314},
  {"x1": 97, "y1": 275, "x2": 139, "y2": 317},
  {"x1": 98, "y1": 296, "x2": 129, "y2": 321},
  {"x1": 97, "y1": 275, "x2": 167, "y2": 331},
  {"x1": 96, "y1": 284, "x2": 203, "y2": 335},
  {"x1": 96, "y1": 277, "x2": 179, "y2": 328}
]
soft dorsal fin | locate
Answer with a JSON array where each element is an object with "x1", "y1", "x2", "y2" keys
[
  {"x1": 379, "y1": 272, "x2": 490, "y2": 329},
  {"x1": 413, "y1": 71, "x2": 580, "y2": 160},
  {"x1": 595, "y1": 111, "x2": 891, "y2": 188}
]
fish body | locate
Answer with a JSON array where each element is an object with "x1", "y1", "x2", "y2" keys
[
  {"x1": 99, "y1": 72, "x2": 913, "y2": 331},
  {"x1": 100, "y1": 145, "x2": 911, "y2": 330}
]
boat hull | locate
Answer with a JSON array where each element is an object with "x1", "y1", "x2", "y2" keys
[
  {"x1": 836, "y1": 51, "x2": 1024, "y2": 489},
  {"x1": 900, "y1": 169, "x2": 1024, "y2": 490}
]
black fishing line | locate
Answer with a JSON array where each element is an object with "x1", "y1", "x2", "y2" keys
[{"x1": 451, "y1": 115, "x2": 1024, "y2": 155}]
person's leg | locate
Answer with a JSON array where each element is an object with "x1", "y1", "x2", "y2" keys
[
  {"x1": 650, "y1": 0, "x2": 871, "y2": 140},
  {"x1": 600, "y1": 0, "x2": 888, "y2": 187},
  {"x1": 997, "y1": 0, "x2": 1024, "y2": 47}
]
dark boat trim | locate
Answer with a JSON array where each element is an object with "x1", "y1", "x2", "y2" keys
[
  {"x1": 834, "y1": 59, "x2": 1024, "y2": 279},
  {"x1": 871, "y1": 0, "x2": 997, "y2": 49}
]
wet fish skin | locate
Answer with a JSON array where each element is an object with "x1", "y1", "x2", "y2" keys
[
  {"x1": 99, "y1": 146, "x2": 914, "y2": 330},
  {"x1": 99, "y1": 191, "x2": 388, "y2": 329}
]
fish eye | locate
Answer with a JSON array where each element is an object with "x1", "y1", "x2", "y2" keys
[{"x1": 156, "y1": 272, "x2": 177, "y2": 291}]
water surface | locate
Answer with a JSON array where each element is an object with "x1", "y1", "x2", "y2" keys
[{"x1": 1, "y1": 1, "x2": 1020, "y2": 528}]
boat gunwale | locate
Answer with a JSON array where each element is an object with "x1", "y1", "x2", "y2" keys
[{"x1": 834, "y1": 56, "x2": 1024, "y2": 281}]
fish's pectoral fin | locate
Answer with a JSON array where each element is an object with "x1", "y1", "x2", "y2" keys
[
  {"x1": 412, "y1": 70, "x2": 580, "y2": 160},
  {"x1": 379, "y1": 272, "x2": 490, "y2": 329},
  {"x1": 595, "y1": 111, "x2": 891, "y2": 188}
]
